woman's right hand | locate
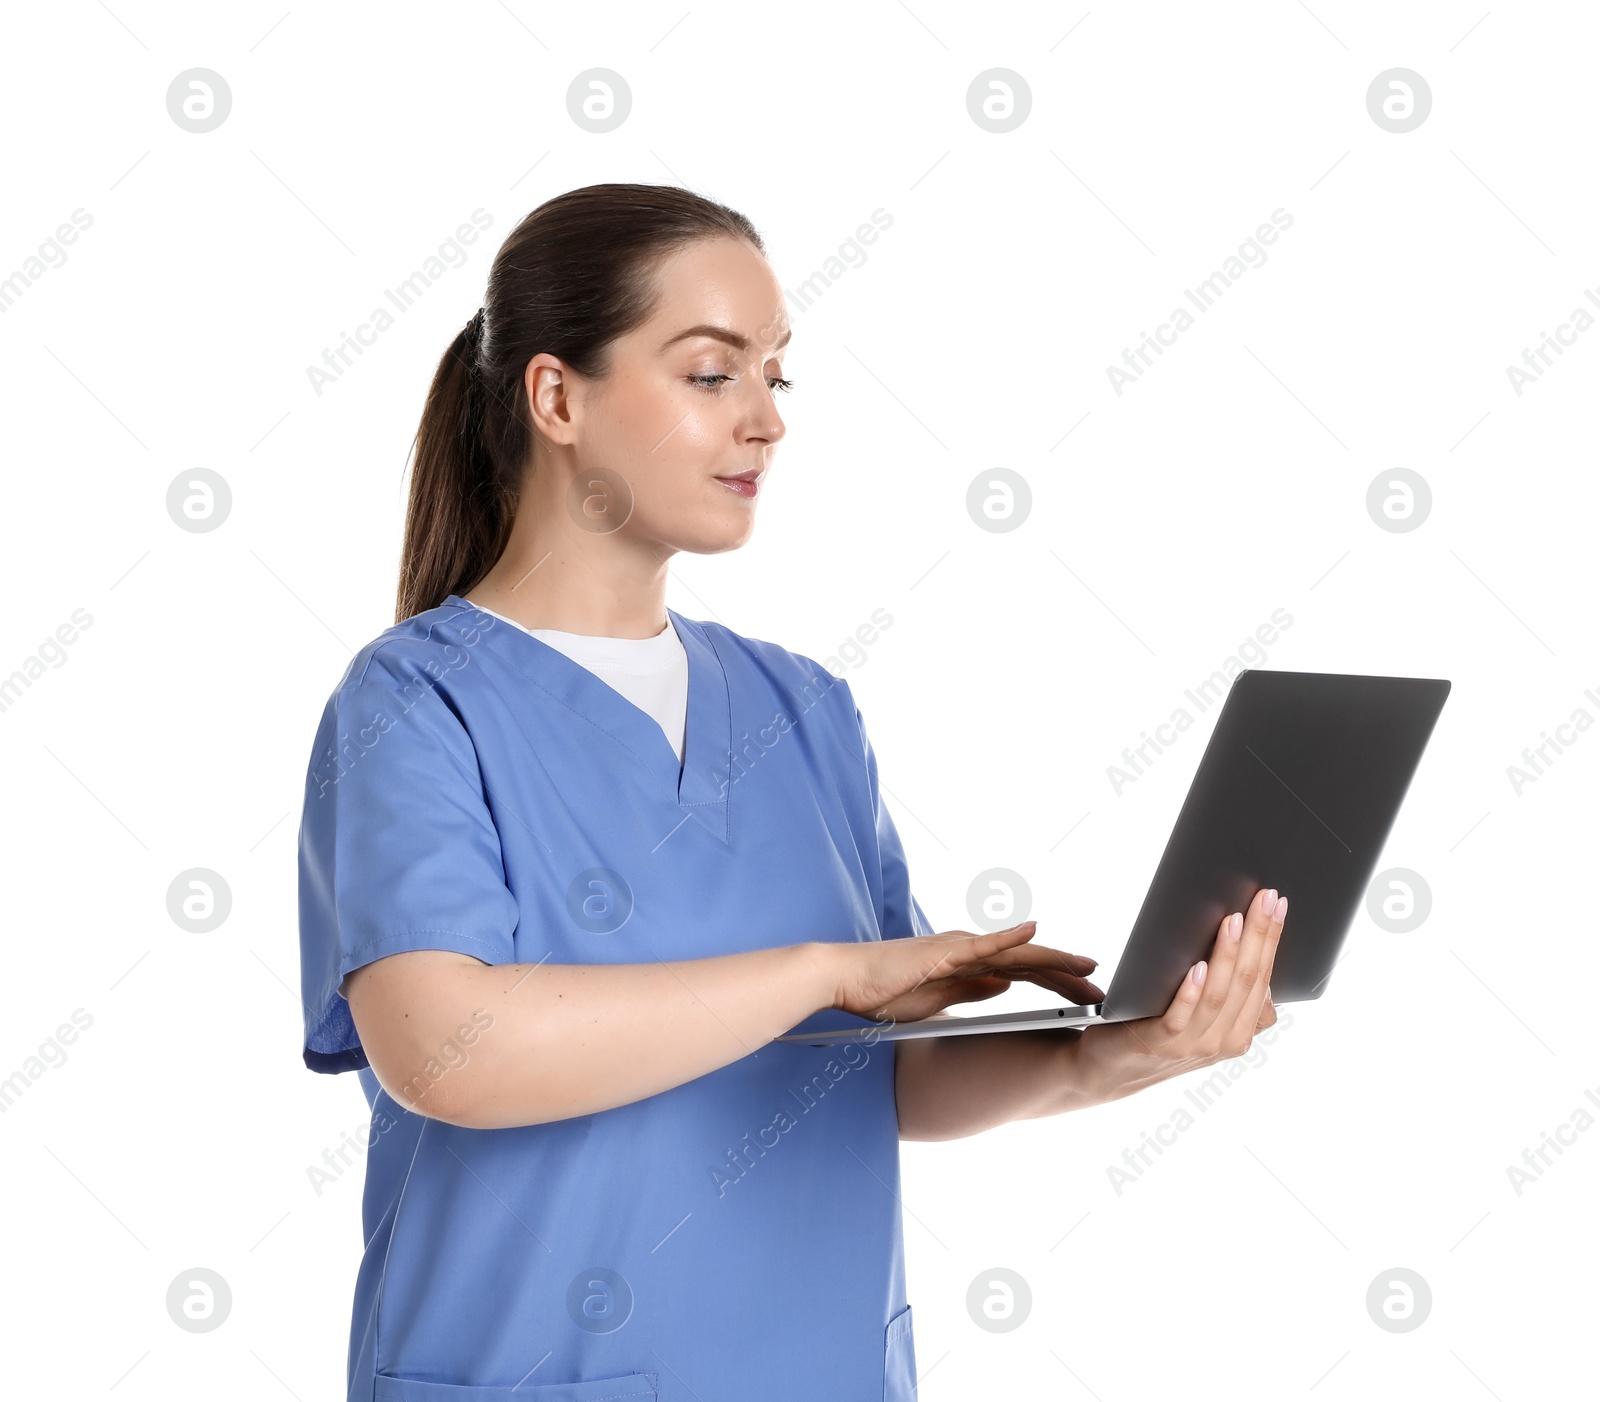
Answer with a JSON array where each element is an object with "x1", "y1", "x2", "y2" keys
[{"x1": 823, "y1": 923, "x2": 1105, "y2": 1026}]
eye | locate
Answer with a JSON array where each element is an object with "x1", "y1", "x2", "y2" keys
[{"x1": 686, "y1": 373, "x2": 796, "y2": 394}]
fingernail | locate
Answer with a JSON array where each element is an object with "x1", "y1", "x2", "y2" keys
[
  {"x1": 1193, "y1": 960, "x2": 1207, "y2": 986},
  {"x1": 1273, "y1": 895, "x2": 1287, "y2": 921},
  {"x1": 1229, "y1": 912, "x2": 1243, "y2": 939},
  {"x1": 1262, "y1": 888, "x2": 1277, "y2": 913}
]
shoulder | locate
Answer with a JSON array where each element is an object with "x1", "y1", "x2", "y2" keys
[
  {"x1": 311, "y1": 600, "x2": 500, "y2": 763},
  {"x1": 677, "y1": 613, "x2": 868, "y2": 743},
  {"x1": 684, "y1": 614, "x2": 844, "y2": 692},
  {"x1": 306, "y1": 602, "x2": 499, "y2": 795},
  {"x1": 327, "y1": 598, "x2": 498, "y2": 701}
]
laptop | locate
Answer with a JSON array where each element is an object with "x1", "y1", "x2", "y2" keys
[{"x1": 777, "y1": 669, "x2": 1450, "y2": 1046}]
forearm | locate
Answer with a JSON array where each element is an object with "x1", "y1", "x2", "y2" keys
[
  {"x1": 894, "y1": 1022, "x2": 1181, "y2": 1141},
  {"x1": 894, "y1": 1030, "x2": 1082, "y2": 1141},
  {"x1": 382, "y1": 943, "x2": 837, "y2": 1129}
]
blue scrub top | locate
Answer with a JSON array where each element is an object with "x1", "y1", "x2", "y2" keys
[{"x1": 298, "y1": 596, "x2": 932, "y2": 1402}]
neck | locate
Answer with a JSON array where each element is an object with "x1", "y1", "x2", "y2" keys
[{"x1": 464, "y1": 463, "x2": 675, "y2": 639}]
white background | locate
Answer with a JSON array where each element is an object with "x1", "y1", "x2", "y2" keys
[{"x1": 1, "y1": 1, "x2": 1595, "y2": 1398}]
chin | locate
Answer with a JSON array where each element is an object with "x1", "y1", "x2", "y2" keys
[{"x1": 669, "y1": 516, "x2": 756, "y2": 555}]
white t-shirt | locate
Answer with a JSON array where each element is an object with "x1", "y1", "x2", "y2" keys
[{"x1": 472, "y1": 602, "x2": 689, "y2": 763}]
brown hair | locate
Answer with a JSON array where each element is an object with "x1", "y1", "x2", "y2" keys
[{"x1": 394, "y1": 183, "x2": 765, "y2": 623}]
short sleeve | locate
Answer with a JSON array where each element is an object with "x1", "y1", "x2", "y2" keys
[
  {"x1": 854, "y1": 703, "x2": 936, "y2": 942},
  {"x1": 297, "y1": 665, "x2": 520, "y2": 1074}
]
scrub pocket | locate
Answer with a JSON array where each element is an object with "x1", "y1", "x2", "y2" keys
[
  {"x1": 374, "y1": 1371, "x2": 658, "y2": 1401},
  {"x1": 883, "y1": 1303, "x2": 917, "y2": 1401}
]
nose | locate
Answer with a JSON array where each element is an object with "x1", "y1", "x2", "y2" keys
[{"x1": 745, "y1": 387, "x2": 786, "y2": 445}]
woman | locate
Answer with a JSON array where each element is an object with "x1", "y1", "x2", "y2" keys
[{"x1": 297, "y1": 183, "x2": 1284, "y2": 1402}]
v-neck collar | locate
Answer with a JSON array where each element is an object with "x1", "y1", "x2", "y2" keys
[{"x1": 445, "y1": 595, "x2": 732, "y2": 844}]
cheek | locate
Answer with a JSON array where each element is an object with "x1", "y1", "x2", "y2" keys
[
  {"x1": 622, "y1": 423, "x2": 721, "y2": 523},
  {"x1": 648, "y1": 403, "x2": 726, "y2": 476},
  {"x1": 667, "y1": 408, "x2": 720, "y2": 448},
  {"x1": 613, "y1": 376, "x2": 724, "y2": 455}
]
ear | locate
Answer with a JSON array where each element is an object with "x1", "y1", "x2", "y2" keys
[{"x1": 524, "y1": 352, "x2": 580, "y2": 448}]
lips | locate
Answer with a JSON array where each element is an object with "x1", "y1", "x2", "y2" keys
[{"x1": 715, "y1": 468, "x2": 764, "y2": 499}]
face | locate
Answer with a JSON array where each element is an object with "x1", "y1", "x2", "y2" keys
[{"x1": 526, "y1": 236, "x2": 791, "y2": 556}]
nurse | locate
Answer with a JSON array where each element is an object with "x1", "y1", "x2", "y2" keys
[{"x1": 297, "y1": 183, "x2": 1285, "y2": 1402}]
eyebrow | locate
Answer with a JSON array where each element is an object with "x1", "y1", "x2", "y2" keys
[{"x1": 657, "y1": 323, "x2": 793, "y2": 354}]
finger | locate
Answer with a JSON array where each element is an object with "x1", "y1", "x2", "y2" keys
[
  {"x1": 1006, "y1": 968, "x2": 1106, "y2": 1003},
  {"x1": 1251, "y1": 900, "x2": 1286, "y2": 997},
  {"x1": 1189, "y1": 909, "x2": 1246, "y2": 1039},
  {"x1": 1230, "y1": 895, "x2": 1286, "y2": 1041},
  {"x1": 983, "y1": 970, "x2": 1106, "y2": 1004},
  {"x1": 982, "y1": 943, "x2": 1099, "y2": 976},
  {"x1": 896, "y1": 924, "x2": 1042, "y2": 1003},
  {"x1": 937, "y1": 976, "x2": 1017, "y2": 1007},
  {"x1": 1254, "y1": 987, "x2": 1278, "y2": 1032},
  {"x1": 908, "y1": 923, "x2": 1052, "y2": 988},
  {"x1": 952, "y1": 943, "x2": 1103, "y2": 1002},
  {"x1": 921, "y1": 921, "x2": 1036, "y2": 946},
  {"x1": 939, "y1": 961, "x2": 1105, "y2": 1004},
  {"x1": 1215, "y1": 888, "x2": 1282, "y2": 1045},
  {"x1": 925, "y1": 922, "x2": 1041, "y2": 954},
  {"x1": 977, "y1": 920, "x2": 1042, "y2": 949},
  {"x1": 1158, "y1": 955, "x2": 1211, "y2": 1037}
]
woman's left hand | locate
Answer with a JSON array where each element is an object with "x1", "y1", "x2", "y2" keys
[{"x1": 1077, "y1": 886, "x2": 1285, "y2": 1088}]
